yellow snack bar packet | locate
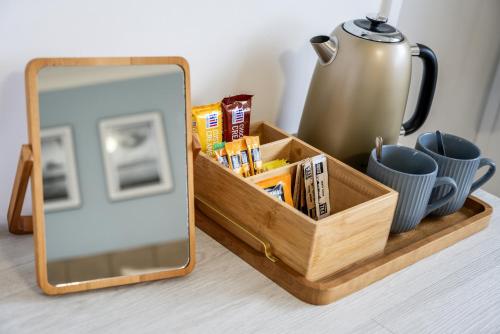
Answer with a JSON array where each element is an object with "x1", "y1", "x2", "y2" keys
[
  {"x1": 233, "y1": 138, "x2": 251, "y2": 177},
  {"x1": 213, "y1": 142, "x2": 229, "y2": 168},
  {"x1": 256, "y1": 173, "x2": 293, "y2": 206},
  {"x1": 225, "y1": 141, "x2": 243, "y2": 176},
  {"x1": 262, "y1": 159, "x2": 289, "y2": 172},
  {"x1": 244, "y1": 136, "x2": 263, "y2": 175},
  {"x1": 192, "y1": 102, "x2": 222, "y2": 156}
]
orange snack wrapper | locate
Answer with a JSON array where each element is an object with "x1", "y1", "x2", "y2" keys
[
  {"x1": 213, "y1": 142, "x2": 229, "y2": 168},
  {"x1": 244, "y1": 136, "x2": 263, "y2": 175},
  {"x1": 233, "y1": 138, "x2": 251, "y2": 177},
  {"x1": 225, "y1": 141, "x2": 243, "y2": 176},
  {"x1": 256, "y1": 173, "x2": 293, "y2": 206}
]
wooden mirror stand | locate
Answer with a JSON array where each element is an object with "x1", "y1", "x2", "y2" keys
[
  {"x1": 8, "y1": 144, "x2": 34, "y2": 235},
  {"x1": 8, "y1": 135, "x2": 201, "y2": 236}
]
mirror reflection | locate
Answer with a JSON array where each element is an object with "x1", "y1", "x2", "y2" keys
[{"x1": 37, "y1": 65, "x2": 190, "y2": 285}]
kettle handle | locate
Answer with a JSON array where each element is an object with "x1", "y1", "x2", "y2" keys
[{"x1": 401, "y1": 43, "x2": 438, "y2": 136}]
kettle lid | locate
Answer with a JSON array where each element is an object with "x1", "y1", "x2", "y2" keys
[{"x1": 343, "y1": 14, "x2": 404, "y2": 43}]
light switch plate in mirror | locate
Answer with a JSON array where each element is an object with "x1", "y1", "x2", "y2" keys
[{"x1": 23, "y1": 57, "x2": 196, "y2": 295}]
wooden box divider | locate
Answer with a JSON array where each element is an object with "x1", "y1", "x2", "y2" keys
[
  {"x1": 249, "y1": 122, "x2": 290, "y2": 144},
  {"x1": 258, "y1": 137, "x2": 324, "y2": 164}
]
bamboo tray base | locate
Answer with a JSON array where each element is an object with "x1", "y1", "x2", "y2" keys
[{"x1": 195, "y1": 196, "x2": 493, "y2": 305}]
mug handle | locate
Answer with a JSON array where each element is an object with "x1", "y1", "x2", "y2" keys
[
  {"x1": 425, "y1": 176, "x2": 458, "y2": 216},
  {"x1": 470, "y1": 158, "x2": 496, "y2": 193}
]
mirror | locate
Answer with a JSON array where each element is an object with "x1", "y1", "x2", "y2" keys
[{"x1": 25, "y1": 57, "x2": 195, "y2": 294}]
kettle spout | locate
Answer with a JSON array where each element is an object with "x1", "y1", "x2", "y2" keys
[{"x1": 310, "y1": 35, "x2": 338, "y2": 65}]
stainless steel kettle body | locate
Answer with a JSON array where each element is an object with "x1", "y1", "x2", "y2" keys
[{"x1": 297, "y1": 16, "x2": 437, "y2": 171}]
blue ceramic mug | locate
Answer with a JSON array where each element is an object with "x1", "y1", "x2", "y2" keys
[
  {"x1": 416, "y1": 132, "x2": 496, "y2": 216},
  {"x1": 367, "y1": 145, "x2": 458, "y2": 233}
]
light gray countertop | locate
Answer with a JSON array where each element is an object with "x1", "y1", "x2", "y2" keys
[{"x1": 1, "y1": 190, "x2": 499, "y2": 334}]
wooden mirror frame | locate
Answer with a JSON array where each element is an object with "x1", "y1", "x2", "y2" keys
[{"x1": 22, "y1": 57, "x2": 196, "y2": 294}]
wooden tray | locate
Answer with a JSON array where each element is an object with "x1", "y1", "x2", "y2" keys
[{"x1": 195, "y1": 196, "x2": 492, "y2": 305}]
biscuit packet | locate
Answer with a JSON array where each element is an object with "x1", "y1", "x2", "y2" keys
[
  {"x1": 225, "y1": 141, "x2": 243, "y2": 176},
  {"x1": 256, "y1": 173, "x2": 293, "y2": 206},
  {"x1": 213, "y1": 142, "x2": 229, "y2": 168},
  {"x1": 192, "y1": 102, "x2": 222, "y2": 156},
  {"x1": 233, "y1": 138, "x2": 252, "y2": 177},
  {"x1": 244, "y1": 136, "x2": 263, "y2": 175},
  {"x1": 221, "y1": 94, "x2": 252, "y2": 142}
]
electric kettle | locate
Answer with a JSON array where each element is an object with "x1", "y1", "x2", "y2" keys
[{"x1": 297, "y1": 13, "x2": 437, "y2": 171}]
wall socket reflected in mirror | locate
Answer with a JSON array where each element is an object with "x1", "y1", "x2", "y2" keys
[{"x1": 25, "y1": 58, "x2": 195, "y2": 294}]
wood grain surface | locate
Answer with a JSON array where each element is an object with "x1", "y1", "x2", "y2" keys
[
  {"x1": 195, "y1": 122, "x2": 398, "y2": 281},
  {"x1": 196, "y1": 195, "x2": 492, "y2": 305},
  {"x1": 0, "y1": 191, "x2": 498, "y2": 333},
  {"x1": 7, "y1": 144, "x2": 33, "y2": 234}
]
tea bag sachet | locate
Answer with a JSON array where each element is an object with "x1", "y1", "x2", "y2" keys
[{"x1": 311, "y1": 155, "x2": 331, "y2": 219}]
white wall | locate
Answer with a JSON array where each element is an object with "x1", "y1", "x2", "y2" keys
[
  {"x1": 5, "y1": 0, "x2": 500, "y2": 221},
  {"x1": 0, "y1": 0, "x2": 386, "y2": 223},
  {"x1": 397, "y1": 0, "x2": 500, "y2": 146},
  {"x1": 476, "y1": 57, "x2": 500, "y2": 196},
  {"x1": 397, "y1": 0, "x2": 500, "y2": 196}
]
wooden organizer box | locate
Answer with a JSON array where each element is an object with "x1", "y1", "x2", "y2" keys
[{"x1": 194, "y1": 122, "x2": 398, "y2": 281}]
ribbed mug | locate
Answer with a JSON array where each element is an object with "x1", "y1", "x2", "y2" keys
[
  {"x1": 367, "y1": 145, "x2": 457, "y2": 233},
  {"x1": 416, "y1": 132, "x2": 496, "y2": 216}
]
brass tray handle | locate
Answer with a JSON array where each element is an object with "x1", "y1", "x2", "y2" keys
[{"x1": 196, "y1": 197, "x2": 279, "y2": 263}]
